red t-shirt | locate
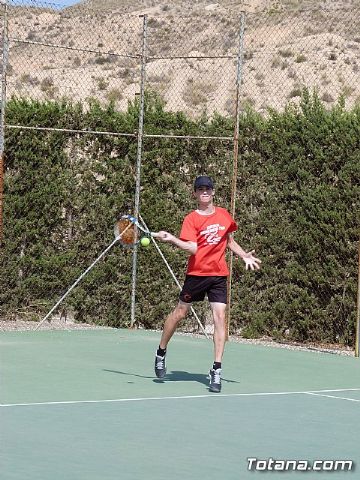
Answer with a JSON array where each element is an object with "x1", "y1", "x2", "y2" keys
[{"x1": 179, "y1": 207, "x2": 237, "y2": 276}]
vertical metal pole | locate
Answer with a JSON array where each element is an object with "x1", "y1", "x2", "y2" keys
[
  {"x1": 0, "y1": 1, "x2": 9, "y2": 246},
  {"x1": 130, "y1": 15, "x2": 147, "y2": 328},
  {"x1": 355, "y1": 239, "x2": 360, "y2": 357},
  {"x1": 226, "y1": 12, "x2": 246, "y2": 340}
]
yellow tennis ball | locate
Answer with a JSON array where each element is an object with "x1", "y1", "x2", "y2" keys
[{"x1": 140, "y1": 236, "x2": 150, "y2": 247}]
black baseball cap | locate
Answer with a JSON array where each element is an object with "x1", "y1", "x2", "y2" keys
[{"x1": 194, "y1": 175, "x2": 214, "y2": 190}]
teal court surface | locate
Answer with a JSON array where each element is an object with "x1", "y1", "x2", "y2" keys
[{"x1": 1, "y1": 328, "x2": 359, "y2": 479}]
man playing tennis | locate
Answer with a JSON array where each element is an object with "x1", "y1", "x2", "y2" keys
[{"x1": 155, "y1": 175, "x2": 261, "y2": 392}]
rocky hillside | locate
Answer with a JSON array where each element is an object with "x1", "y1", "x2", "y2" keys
[{"x1": 3, "y1": 0, "x2": 360, "y2": 116}]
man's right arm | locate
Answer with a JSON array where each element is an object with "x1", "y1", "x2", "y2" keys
[{"x1": 156, "y1": 231, "x2": 197, "y2": 256}]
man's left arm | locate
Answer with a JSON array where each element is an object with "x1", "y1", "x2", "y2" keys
[{"x1": 227, "y1": 235, "x2": 261, "y2": 271}]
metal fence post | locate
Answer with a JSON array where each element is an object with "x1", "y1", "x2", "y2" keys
[
  {"x1": 226, "y1": 11, "x2": 246, "y2": 340},
  {"x1": 0, "y1": 0, "x2": 9, "y2": 246},
  {"x1": 355, "y1": 239, "x2": 360, "y2": 357},
  {"x1": 130, "y1": 15, "x2": 147, "y2": 328}
]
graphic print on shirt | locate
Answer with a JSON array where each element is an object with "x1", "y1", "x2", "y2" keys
[{"x1": 200, "y1": 223, "x2": 226, "y2": 245}]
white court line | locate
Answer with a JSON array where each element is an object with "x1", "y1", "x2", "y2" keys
[
  {"x1": 1, "y1": 388, "x2": 360, "y2": 408},
  {"x1": 305, "y1": 392, "x2": 360, "y2": 403}
]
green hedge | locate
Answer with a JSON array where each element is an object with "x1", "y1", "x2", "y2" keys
[{"x1": 1, "y1": 91, "x2": 359, "y2": 345}]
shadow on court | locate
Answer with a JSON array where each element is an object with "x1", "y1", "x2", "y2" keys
[{"x1": 103, "y1": 369, "x2": 239, "y2": 386}]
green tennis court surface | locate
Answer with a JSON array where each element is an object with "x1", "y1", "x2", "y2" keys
[{"x1": 1, "y1": 329, "x2": 359, "y2": 479}]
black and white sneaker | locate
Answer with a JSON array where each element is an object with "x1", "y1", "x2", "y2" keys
[
  {"x1": 154, "y1": 354, "x2": 166, "y2": 378},
  {"x1": 209, "y1": 368, "x2": 222, "y2": 393}
]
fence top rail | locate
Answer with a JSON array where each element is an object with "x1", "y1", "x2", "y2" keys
[
  {"x1": 5, "y1": 1, "x2": 360, "y2": 13},
  {"x1": 9, "y1": 38, "x2": 141, "y2": 59},
  {"x1": 9, "y1": 37, "x2": 238, "y2": 60},
  {"x1": 6, "y1": 124, "x2": 234, "y2": 141}
]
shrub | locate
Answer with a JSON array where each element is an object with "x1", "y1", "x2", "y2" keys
[
  {"x1": 1, "y1": 91, "x2": 358, "y2": 346},
  {"x1": 106, "y1": 88, "x2": 123, "y2": 102},
  {"x1": 295, "y1": 54, "x2": 307, "y2": 63},
  {"x1": 278, "y1": 49, "x2": 293, "y2": 58}
]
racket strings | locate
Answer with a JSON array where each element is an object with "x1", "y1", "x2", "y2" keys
[{"x1": 117, "y1": 217, "x2": 138, "y2": 245}]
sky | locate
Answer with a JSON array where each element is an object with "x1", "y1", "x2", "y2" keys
[
  {"x1": 11, "y1": 0, "x2": 83, "y2": 7},
  {"x1": 49, "y1": 0, "x2": 82, "y2": 5}
]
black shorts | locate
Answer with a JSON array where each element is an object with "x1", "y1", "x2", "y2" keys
[{"x1": 179, "y1": 275, "x2": 228, "y2": 304}]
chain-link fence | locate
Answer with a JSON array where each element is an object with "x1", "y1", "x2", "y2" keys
[
  {"x1": 3, "y1": 2, "x2": 360, "y2": 115},
  {"x1": 5, "y1": 1, "x2": 142, "y2": 110},
  {"x1": 242, "y1": 6, "x2": 360, "y2": 112},
  {"x1": 5, "y1": 2, "x2": 360, "y2": 116},
  {"x1": 144, "y1": 11, "x2": 241, "y2": 118},
  {"x1": 0, "y1": 0, "x2": 359, "y2": 351},
  {"x1": 2, "y1": 1, "x2": 245, "y2": 119},
  {"x1": 0, "y1": 0, "x2": 243, "y2": 336}
]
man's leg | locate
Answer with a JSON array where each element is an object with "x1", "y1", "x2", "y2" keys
[
  {"x1": 155, "y1": 301, "x2": 190, "y2": 378},
  {"x1": 159, "y1": 301, "x2": 191, "y2": 349},
  {"x1": 210, "y1": 302, "x2": 227, "y2": 362},
  {"x1": 208, "y1": 301, "x2": 227, "y2": 392}
]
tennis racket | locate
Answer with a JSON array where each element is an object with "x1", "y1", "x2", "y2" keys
[
  {"x1": 35, "y1": 215, "x2": 159, "y2": 330},
  {"x1": 114, "y1": 214, "x2": 159, "y2": 247}
]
